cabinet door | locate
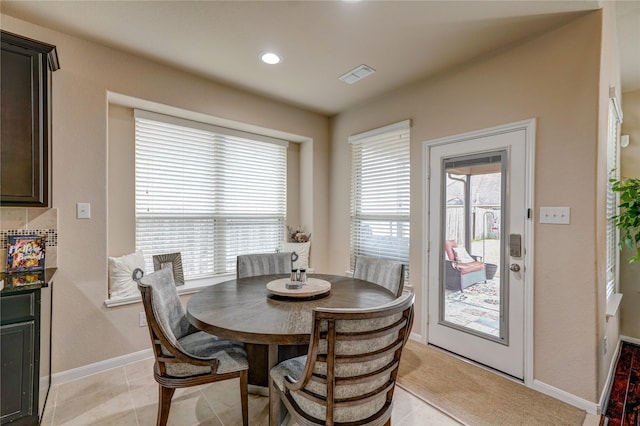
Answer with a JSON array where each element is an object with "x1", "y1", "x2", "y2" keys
[
  {"x1": 1, "y1": 31, "x2": 58, "y2": 207},
  {"x1": 0, "y1": 321, "x2": 35, "y2": 423},
  {"x1": 0, "y1": 44, "x2": 46, "y2": 206}
]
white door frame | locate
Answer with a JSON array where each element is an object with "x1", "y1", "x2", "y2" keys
[{"x1": 421, "y1": 118, "x2": 535, "y2": 385}]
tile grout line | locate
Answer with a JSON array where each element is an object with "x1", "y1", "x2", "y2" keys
[
  {"x1": 199, "y1": 386, "x2": 227, "y2": 426},
  {"x1": 123, "y1": 365, "x2": 142, "y2": 426},
  {"x1": 49, "y1": 384, "x2": 58, "y2": 426}
]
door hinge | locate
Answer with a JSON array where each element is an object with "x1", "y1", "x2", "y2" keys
[{"x1": 527, "y1": 208, "x2": 532, "y2": 219}]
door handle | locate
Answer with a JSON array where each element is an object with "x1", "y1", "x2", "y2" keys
[{"x1": 509, "y1": 264, "x2": 521, "y2": 272}]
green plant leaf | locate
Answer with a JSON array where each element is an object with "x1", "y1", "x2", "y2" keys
[{"x1": 610, "y1": 175, "x2": 640, "y2": 263}]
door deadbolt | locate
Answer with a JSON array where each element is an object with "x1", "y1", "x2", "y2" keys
[{"x1": 509, "y1": 234, "x2": 522, "y2": 257}]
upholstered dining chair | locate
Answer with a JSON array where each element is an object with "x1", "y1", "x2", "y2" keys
[
  {"x1": 236, "y1": 252, "x2": 293, "y2": 278},
  {"x1": 136, "y1": 267, "x2": 249, "y2": 426},
  {"x1": 353, "y1": 255, "x2": 406, "y2": 297},
  {"x1": 269, "y1": 292, "x2": 415, "y2": 426}
]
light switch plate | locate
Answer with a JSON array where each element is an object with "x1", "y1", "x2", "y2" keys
[
  {"x1": 539, "y1": 207, "x2": 570, "y2": 224},
  {"x1": 77, "y1": 202, "x2": 91, "y2": 219}
]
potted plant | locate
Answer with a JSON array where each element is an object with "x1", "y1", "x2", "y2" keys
[
  {"x1": 287, "y1": 225, "x2": 311, "y2": 243},
  {"x1": 610, "y1": 176, "x2": 640, "y2": 263}
]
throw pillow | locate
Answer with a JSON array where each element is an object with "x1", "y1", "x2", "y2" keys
[
  {"x1": 108, "y1": 251, "x2": 145, "y2": 299},
  {"x1": 452, "y1": 247, "x2": 475, "y2": 263},
  {"x1": 282, "y1": 241, "x2": 311, "y2": 269}
]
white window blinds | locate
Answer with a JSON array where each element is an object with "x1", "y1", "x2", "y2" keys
[
  {"x1": 135, "y1": 110, "x2": 287, "y2": 279},
  {"x1": 606, "y1": 98, "x2": 622, "y2": 299},
  {"x1": 350, "y1": 120, "x2": 410, "y2": 271}
]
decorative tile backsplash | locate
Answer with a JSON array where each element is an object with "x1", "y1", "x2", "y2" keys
[
  {"x1": 0, "y1": 229, "x2": 58, "y2": 248},
  {"x1": 0, "y1": 207, "x2": 58, "y2": 272}
]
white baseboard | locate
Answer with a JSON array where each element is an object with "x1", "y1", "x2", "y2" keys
[
  {"x1": 531, "y1": 379, "x2": 599, "y2": 414},
  {"x1": 409, "y1": 331, "x2": 426, "y2": 344},
  {"x1": 597, "y1": 335, "x2": 640, "y2": 415},
  {"x1": 621, "y1": 335, "x2": 640, "y2": 345},
  {"x1": 52, "y1": 348, "x2": 153, "y2": 385},
  {"x1": 598, "y1": 337, "x2": 626, "y2": 416}
]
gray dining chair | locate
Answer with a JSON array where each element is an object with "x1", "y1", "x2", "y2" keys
[
  {"x1": 269, "y1": 292, "x2": 415, "y2": 426},
  {"x1": 353, "y1": 255, "x2": 406, "y2": 297},
  {"x1": 136, "y1": 268, "x2": 249, "y2": 426},
  {"x1": 236, "y1": 252, "x2": 293, "y2": 278}
]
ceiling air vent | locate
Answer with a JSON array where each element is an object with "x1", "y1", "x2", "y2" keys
[{"x1": 339, "y1": 64, "x2": 376, "y2": 84}]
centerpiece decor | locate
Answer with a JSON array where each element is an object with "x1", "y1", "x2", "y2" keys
[
  {"x1": 284, "y1": 225, "x2": 311, "y2": 269},
  {"x1": 287, "y1": 225, "x2": 311, "y2": 243}
]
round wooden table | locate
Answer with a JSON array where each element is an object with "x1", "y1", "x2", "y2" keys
[{"x1": 186, "y1": 274, "x2": 396, "y2": 387}]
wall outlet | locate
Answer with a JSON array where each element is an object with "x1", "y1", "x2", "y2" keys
[
  {"x1": 139, "y1": 312, "x2": 147, "y2": 327},
  {"x1": 603, "y1": 336, "x2": 608, "y2": 355}
]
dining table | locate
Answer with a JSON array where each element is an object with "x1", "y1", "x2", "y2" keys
[{"x1": 185, "y1": 273, "x2": 398, "y2": 390}]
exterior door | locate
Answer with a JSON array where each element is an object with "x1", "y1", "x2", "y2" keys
[{"x1": 425, "y1": 120, "x2": 533, "y2": 380}]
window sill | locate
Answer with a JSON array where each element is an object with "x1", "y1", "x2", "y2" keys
[
  {"x1": 104, "y1": 273, "x2": 235, "y2": 308},
  {"x1": 606, "y1": 293, "x2": 623, "y2": 319}
]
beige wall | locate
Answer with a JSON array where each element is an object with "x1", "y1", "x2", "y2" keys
[
  {"x1": 0, "y1": 14, "x2": 329, "y2": 373},
  {"x1": 329, "y1": 11, "x2": 604, "y2": 401},
  {"x1": 597, "y1": 0, "x2": 622, "y2": 399},
  {"x1": 620, "y1": 89, "x2": 640, "y2": 339}
]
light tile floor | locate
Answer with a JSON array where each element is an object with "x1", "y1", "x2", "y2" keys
[{"x1": 40, "y1": 356, "x2": 602, "y2": 425}]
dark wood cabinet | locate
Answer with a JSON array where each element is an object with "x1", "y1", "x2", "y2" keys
[
  {"x1": 0, "y1": 320, "x2": 36, "y2": 424},
  {"x1": 0, "y1": 269, "x2": 55, "y2": 426},
  {"x1": 0, "y1": 31, "x2": 59, "y2": 207}
]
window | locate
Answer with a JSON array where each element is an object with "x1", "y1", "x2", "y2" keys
[
  {"x1": 350, "y1": 120, "x2": 410, "y2": 271},
  {"x1": 135, "y1": 110, "x2": 287, "y2": 280},
  {"x1": 606, "y1": 96, "x2": 622, "y2": 301}
]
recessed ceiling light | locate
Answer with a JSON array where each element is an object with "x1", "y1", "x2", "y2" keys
[{"x1": 260, "y1": 52, "x2": 281, "y2": 65}]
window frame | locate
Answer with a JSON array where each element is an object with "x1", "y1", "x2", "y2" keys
[
  {"x1": 606, "y1": 95, "x2": 623, "y2": 315},
  {"x1": 349, "y1": 120, "x2": 411, "y2": 273},
  {"x1": 134, "y1": 109, "x2": 288, "y2": 281}
]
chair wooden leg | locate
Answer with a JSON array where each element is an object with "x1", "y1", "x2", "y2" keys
[
  {"x1": 157, "y1": 385, "x2": 176, "y2": 426},
  {"x1": 239, "y1": 370, "x2": 249, "y2": 426},
  {"x1": 269, "y1": 377, "x2": 279, "y2": 426}
]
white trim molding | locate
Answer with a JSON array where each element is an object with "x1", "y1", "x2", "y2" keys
[
  {"x1": 621, "y1": 335, "x2": 640, "y2": 346},
  {"x1": 52, "y1": 348, "x2": 152, "y2": 385},
  {"x1": 531, "y1": 380, "x2": 599, "y2": 414},
  {"x1": 606, "y1": 293, "x2": 623, "y2": 318},
  {"x1": 597, "y1": 335, "x2": 640, "y2": 414}
]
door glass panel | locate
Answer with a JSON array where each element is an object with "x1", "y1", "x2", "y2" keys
[{"x1": 440, "y1": 151, "x2": 506, "y2": 341}]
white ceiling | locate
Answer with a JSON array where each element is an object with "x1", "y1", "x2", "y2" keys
[{"x1": 1, "y1": 1, "x2": 638, "y2": 116}]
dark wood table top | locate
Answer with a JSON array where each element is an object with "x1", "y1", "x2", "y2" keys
[{"x1": 186, "y1": 274, "x2": 396, "y2": 346}]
